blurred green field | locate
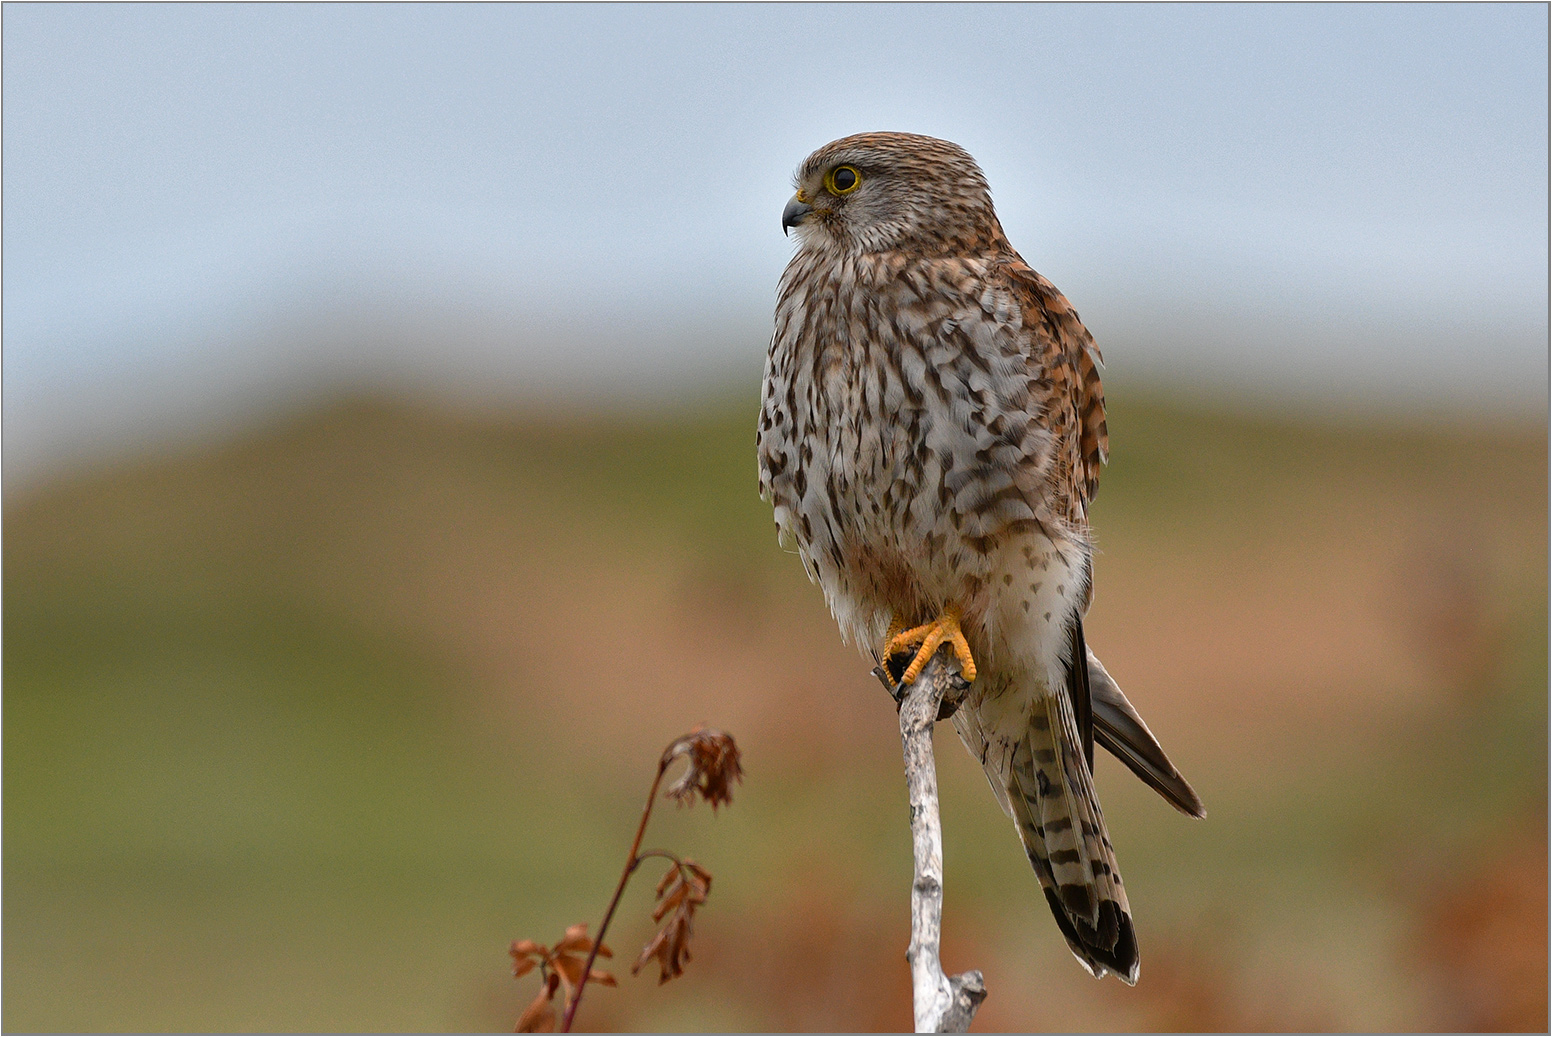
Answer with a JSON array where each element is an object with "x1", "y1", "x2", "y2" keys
[{"x1": 5, "y1": 388, "x2": 1546, "y2": 1031}]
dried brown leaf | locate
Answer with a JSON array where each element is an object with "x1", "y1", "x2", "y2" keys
[
  {"x1": 652, "y1": 884, "x2": 686, "y2": 922},
  {"x1": 516, "y1": 972, "x2": 559, "y2": 1033},
  {"x1": 555, "y1": 922, "x2": 595, "y2": 955},
  {"x1": 649, "y1": 860, "x2": 710, "y2": 921},
  {"x1": 650, "y1": 893, "x2": 678, "y2": 923},
  {"x1": 631, "y1": 861, "x2": 713, "y2": 984},
  {"x1": 552, "y1": 952, "x2": 585, "y2": 995},
  {"x1": 515, "y1": 998, "x2": 555, "y2": 1033},
  {"x1": 632, "y1": 914, "x2": 692, "y2": 985},
  {"x1": 511, "y1": 939, "x2": 547, "y2": 978}
]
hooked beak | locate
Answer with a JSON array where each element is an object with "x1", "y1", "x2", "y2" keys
[{"x1": 781, "y1": 192, "x2": 813, "y2": 235}]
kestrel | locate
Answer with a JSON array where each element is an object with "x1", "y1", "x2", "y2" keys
[{"x1": 758, "y1": 132, "x2": 1203, "y2": 983}]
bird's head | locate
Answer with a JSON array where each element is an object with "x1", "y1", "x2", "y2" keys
[{"x1": 781, "y1": 132, "x2": 1006, "y2": 256}]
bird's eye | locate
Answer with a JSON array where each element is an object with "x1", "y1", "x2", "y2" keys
[{"x1": 826, "y1": 165, "x2": 861, "y2": 195}]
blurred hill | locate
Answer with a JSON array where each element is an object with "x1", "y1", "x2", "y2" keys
[{"x1": 5, "y1": 389, "x2": 1547, "y2": 1031}]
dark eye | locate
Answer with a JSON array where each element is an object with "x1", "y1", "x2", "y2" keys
[{"x1": 826, "y1": 165, "x2": 861, "y2": 195}]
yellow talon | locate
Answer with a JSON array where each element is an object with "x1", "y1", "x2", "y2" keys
[{"x1": 883, "y1": 604, "x2": 977, "y2": 686}]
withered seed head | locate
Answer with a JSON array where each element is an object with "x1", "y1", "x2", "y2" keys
[{"x1": 661, "y1": 726, "x2": 743, "y2": 811}]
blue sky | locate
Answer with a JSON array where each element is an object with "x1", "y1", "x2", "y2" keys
[{"x1": 4, "y1": 4, "x2": 1547, "y2": 479}]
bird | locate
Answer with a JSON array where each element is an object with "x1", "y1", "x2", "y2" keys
[{"x1": 758, "y1": 132, "x2": 1203, "y2": 984}]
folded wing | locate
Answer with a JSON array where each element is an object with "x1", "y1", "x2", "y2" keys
[{"x1": 1088, "y1": 648, "x2": 1206, "y2": 819}]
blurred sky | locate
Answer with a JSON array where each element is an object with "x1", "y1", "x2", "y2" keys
[{"x1": 4, "y1": 3, "x2": 1548, "y2": 482}]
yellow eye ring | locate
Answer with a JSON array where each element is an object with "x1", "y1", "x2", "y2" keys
[{"x1": 825, "y1": 165, "x2": 861, "y2": 195}]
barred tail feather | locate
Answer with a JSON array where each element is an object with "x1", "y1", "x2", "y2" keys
[{"x1": 1007, "y1": 687, "x2": 1139, "y2": 984}]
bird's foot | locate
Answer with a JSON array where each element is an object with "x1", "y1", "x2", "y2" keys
[{"x1": 881, "y1": 605, "x2": 978, "y2": 688}]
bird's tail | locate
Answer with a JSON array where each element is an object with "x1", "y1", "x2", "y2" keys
[{"x1": 1006, "y1": 685, "x2": 1139, "y2": 983}]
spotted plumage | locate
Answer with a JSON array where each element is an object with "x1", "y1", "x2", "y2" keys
[{"x1": 759, "y1": 132, "x2": 1203, "y2": 983}]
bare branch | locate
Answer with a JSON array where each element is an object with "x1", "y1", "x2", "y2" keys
[{"x1": 892, "y1": 652, "x2": 987, "y2": 1033}]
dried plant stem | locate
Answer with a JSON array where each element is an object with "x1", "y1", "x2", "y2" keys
[
  {"x1": 897, "y1": 653, "x2": 987, "y2": 1033},
  {"x1": 560, "y1": 760, "x2": 669, "y2": 1033}
]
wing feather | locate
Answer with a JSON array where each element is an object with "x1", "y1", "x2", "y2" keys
[
  {"x1": 997, "y1": 257, "x2": 1108, "y2": 525},
  {"x1": 1088, "y1": 648, "x2": 1206, "y2": 818}
]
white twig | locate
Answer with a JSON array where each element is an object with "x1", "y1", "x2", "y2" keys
[{"x1": 889, "y1": 653, "x2": 987, "y2": 1033}]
